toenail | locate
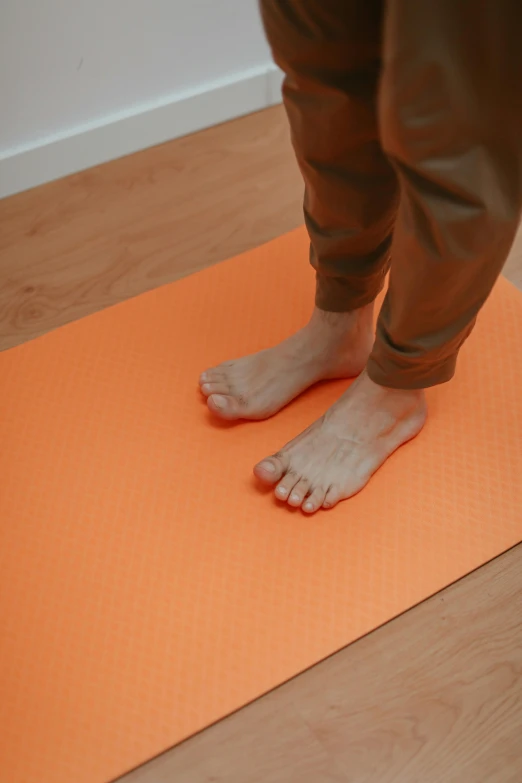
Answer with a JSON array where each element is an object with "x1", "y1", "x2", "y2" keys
[
  {"x1": 200, "y1": 372, "x2": 208, "y2": 382},
  {"x1": 261, "y1": 461, "x2": 276, "y2": 473},
  {"x1": 276, "y1": 486, "x2": 288, "y2": 498},
  {"x1": 290, "y1": 493, "x2": 300, "y2": 503},
  {"x1": 212, "y1": 395, "x2": 227, "y2": 409},
  {"x1": 304, "y1": 502, "x2": 313, "y2": 511}
]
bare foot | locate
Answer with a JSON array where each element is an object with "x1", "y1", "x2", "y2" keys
[
  {"x1": 253, "y1": 371, "x2": 427, "y2": 513},
  {"x1": 199, "y1": 304, "x2": 374, "y2": 420}
]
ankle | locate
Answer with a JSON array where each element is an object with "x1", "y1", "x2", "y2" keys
[
  {"x1": 360, "y1": 370, "x2": 427, "y2": 413},
  {"x1": 310, "y1": 302, "x2": 374, "y2": 331}
]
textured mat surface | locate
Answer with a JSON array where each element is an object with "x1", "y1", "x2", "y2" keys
[{"x1": 1, "y1": 228, "x2": 522, "y2": 783}]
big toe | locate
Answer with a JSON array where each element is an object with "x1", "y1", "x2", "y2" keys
[
  {"x1": 207, "y1": 394, "x2": 240, "y2": 420},
  {"x1": 253, "y1": 455, "x2": 285, "y2": 484}
]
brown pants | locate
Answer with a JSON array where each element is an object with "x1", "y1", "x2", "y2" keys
[{"x1": 260, "y1": 0, "x2": 522, "y2": 388}]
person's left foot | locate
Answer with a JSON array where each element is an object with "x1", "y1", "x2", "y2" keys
[{"x1": 254, "y1": 370, "x2": 427, "y2": 513}]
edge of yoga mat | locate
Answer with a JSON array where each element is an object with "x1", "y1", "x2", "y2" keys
[{"x1": 114, "y1": 538, "x2": 521, "y2": 783}]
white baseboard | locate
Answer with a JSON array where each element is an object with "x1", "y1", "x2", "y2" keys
[{"x1": 0, "y1": 65, "x2": 284, "y2": 200}]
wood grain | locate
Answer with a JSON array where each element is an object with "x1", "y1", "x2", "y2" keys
[
  {"x1": 1, "y1": 105, "x2": 521, "y2": 783},
  {"x1": 0, "y1": 106, "x2": 302, "y2": 352}
]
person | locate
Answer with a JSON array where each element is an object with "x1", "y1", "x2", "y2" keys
[{"x1": 199, "y1": 0, "x2": 522, "y2": 513}]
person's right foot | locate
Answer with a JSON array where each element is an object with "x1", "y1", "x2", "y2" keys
[{"x1": 199, "y1": 303, "x2": 375, "y2": 420}]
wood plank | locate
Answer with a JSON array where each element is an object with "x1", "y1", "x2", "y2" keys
[{"x1": 0, "y1": 106, "x2": 302, "y2": 352}]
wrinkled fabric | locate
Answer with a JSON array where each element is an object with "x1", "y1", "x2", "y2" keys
[{"x1": 260, "y1": 0, "x2": 522, "y2": 388}]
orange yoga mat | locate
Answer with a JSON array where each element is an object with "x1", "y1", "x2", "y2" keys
[{"x1": 1, "y1": 228, "x2": 522, "y2": 783}]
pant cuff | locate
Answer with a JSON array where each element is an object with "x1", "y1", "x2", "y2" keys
[
  {"x1": 315, "y1": 270, "x2": 387, "y2": 313},
  {"x1": 366, "y1": 351, "x2": 458, "y2": 390}
]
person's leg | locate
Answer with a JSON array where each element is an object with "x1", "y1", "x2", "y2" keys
[
  {"x1": 199, "y1": 0, "x2": 398, "y2": 420},
  {"x1": 369, "y1": 0, "x2": 522, "y2": 389},
  {"x1": 263, "y1": 0, "x2": 397, "y2": 314},
  {"x1": 256, "y1": 0, "x2": 522, "y2": 511}
]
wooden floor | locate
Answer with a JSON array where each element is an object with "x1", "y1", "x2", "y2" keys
[{"x1": 1, "y1": 106, "x2": 521, "y2": 783}]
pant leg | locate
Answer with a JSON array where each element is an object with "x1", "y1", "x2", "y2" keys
[
  {"x1": 368, "y1": 0, "x2": 522, "y2": 389},
  {"x1": 260, "y1": 0, "x2": 399, "y2": 312}
]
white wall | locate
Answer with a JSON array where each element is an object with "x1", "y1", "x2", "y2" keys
[{"x1": 0, "y1": 0, "x2": 281, "y2": 197}]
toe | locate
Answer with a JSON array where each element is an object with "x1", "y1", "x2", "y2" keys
[
  {"x1": 253, "y1": 453, "x2": 287, "y2": 484},
  {"x1": 207, "y1": 394, "x2": 240, "y2": 420},
  {"x1": 323, "y1": 486, "x2": 342, "y2": 509},
  {"x1": 288, "y1": 478, "x2": 311, "y2": 508},
  {"x1": 302, "y1": 486, "x2": 326, "y2": 514},
  {"x1": 274, "y1": 472, "x2": 300, "y2": 501},
  {"x1": 199, "y1": 369, "x2": 226, "y2": 386},
  {"x1": 200, "y1": 382, "x2": 229, "y2": 398}
]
